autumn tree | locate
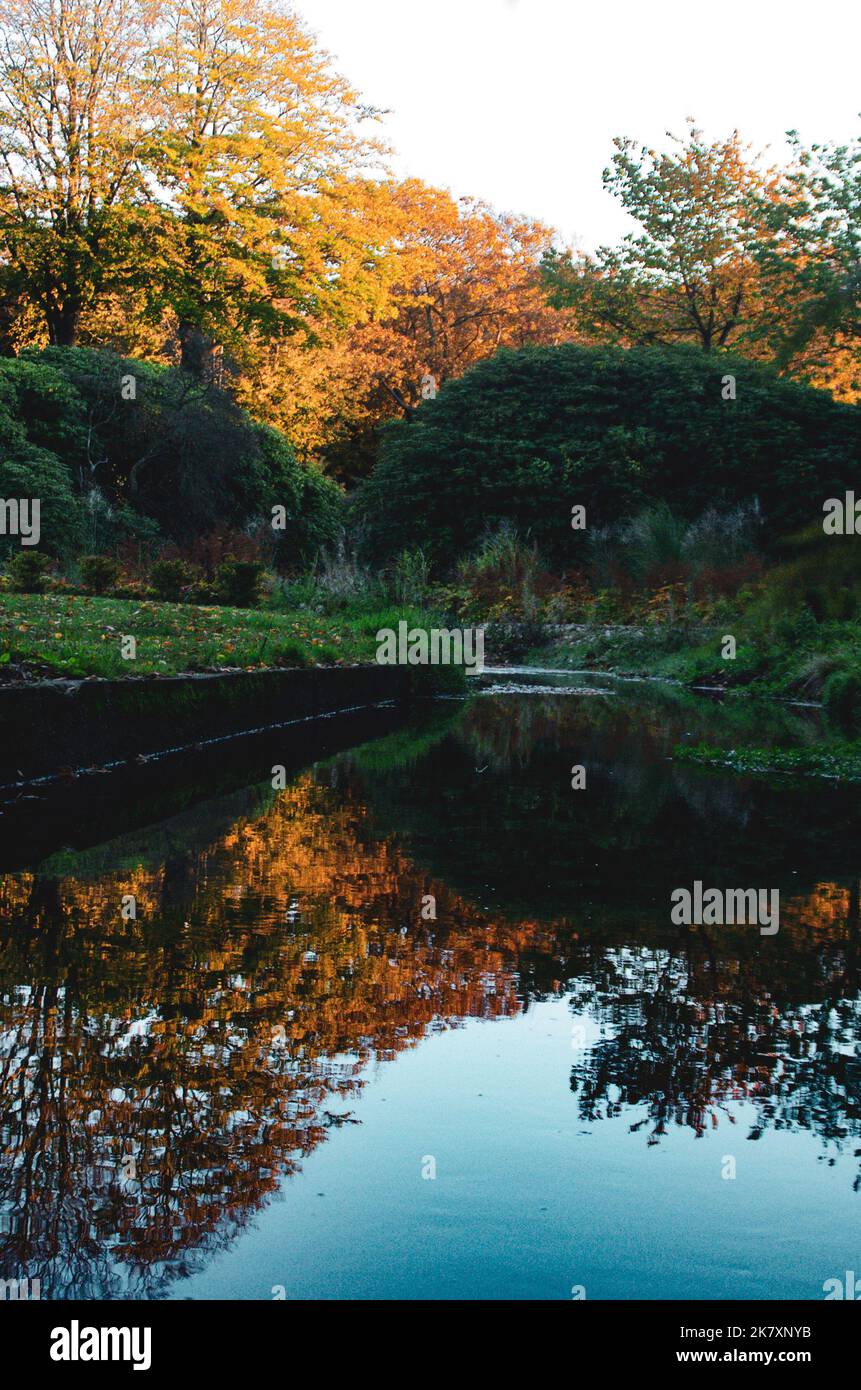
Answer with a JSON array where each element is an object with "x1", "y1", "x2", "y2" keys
[
  {"x1": 543, "y1": 123, "x2": 781, "y2": 354},
  {"x1": 0, "y1": 0, "x2": 157, "y2": 345},
  {"x1": 245, "y1": 179, "x2": 577, "y2": 481},
  {"x1": 0, "y1": 0, "x2": 392, "y2": 367},
  {"x1": 756, "y1": 127, "x2": 861, "y2": 400},
  {"x1": 142, "y1": 0, "x2": 390, "y2": 376}
]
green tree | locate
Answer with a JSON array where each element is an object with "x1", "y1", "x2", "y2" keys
[
  {"x1": 544, "y1": 123, "x2": 780, "y2": 353},
  {"x1": 0, "y1": 347, "x2": 341, "y2": 557}
]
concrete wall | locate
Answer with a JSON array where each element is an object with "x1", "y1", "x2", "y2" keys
[{"x1": 0, "y1": 665, "x2": 413, "y2": 784}]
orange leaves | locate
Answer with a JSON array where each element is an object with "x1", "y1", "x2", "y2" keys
[{"x1": 241, "y1": 178, "x2": 577, "y2": 479}]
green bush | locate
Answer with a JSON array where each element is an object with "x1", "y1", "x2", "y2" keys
[
  {"x1": 8, "y1": 550, "x2": 52, "y2": 592},
  {"x1": 823, "y1": 668, "x2": 861, "y2": 728},
  {"x1": 588, "y1": 589, "x2": 628, "y2": 623},
  {"x1": 150, "y1": 558, "x2": 193, "y2": 602},
  {"x1": 0, "y1": 350, "x2": 340, "y2": 564},
  {"x1": 773, "y1": 605, "x2": 818, "y2": 649},
  {"x1": 357, "y1": 343, "x2": 861, "y2": 571},
  {"x1": 268, "y1": 574, "x2": 320, "y2": 611},
  {"x1": 185, "y1": 579, "x2": 218, "y2": 605},
  {"x1": 0, "y1": 450, "x2": 84, "y2": 562},
  {"x1": 79, "y1": 554, "x2": 120, "y2": 594},
  {"x1": 257, "y1": 425, "x2": 343, "y2": 571},
  {"x1": 215, "y1": 559, "x2": 265, "y2": 608}
]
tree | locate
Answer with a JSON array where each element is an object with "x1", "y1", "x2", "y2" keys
[
  {"x1": 544, "y1": 123, "x2": 781, "y2": 354},
  {"x1": 144, "y1": 0, "x2": 388, "y2": 374},
  {"x1": 245, "y1": 179, "x2": 577, "y2": 482},
  {"x1": 757, "y1": 127, "x2": 861, "y2": 401},
  {"x1": 0, "y1": 0, "x2": 391, "y2": 365},
  {"x1": 0, "y1": 346, "x2": 341, "y2": 552},
  {"x1": 0, "y1": 0, "x2": 157, "y2": 345}
]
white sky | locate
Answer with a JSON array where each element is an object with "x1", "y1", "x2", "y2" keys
[{"x1": 298, "y1": 0, "x2": 861, "y2": 251}]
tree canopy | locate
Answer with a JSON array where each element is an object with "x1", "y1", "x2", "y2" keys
[{"x1": 0, "y1": 0, "x2": 857, "y2": 559}]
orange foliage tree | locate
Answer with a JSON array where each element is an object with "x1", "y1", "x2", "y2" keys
[{"x1": 242, "y1": 179, "x2": 579, "y2": 481}]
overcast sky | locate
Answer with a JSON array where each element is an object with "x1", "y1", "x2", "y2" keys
[{"x1": 298, "y1": 0, "x2": 860, "y2": 250}]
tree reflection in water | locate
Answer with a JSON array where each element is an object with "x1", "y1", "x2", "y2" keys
[
  {"x1": 0, "y1": 682, "x2": 859, "y2": 1297},
  {"x1": 566, "y1": 886, "x2": 861, "y2": 1181}
]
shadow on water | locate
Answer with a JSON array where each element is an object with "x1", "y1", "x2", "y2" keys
[{"x1": 0, "y1": 673, "x2": 859, "y2": 1298}]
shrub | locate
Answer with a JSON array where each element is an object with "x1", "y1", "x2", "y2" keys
[
  {"x1": 7, "y1": 550, "x2": 52, "y2": 592},
  {"x1": 185, "y1": 579, "x2": 218, "y2": 605},
  {"x1": 454, "y1": 524, "x2": 552, "y2": 621},
  {"x1": 82, "y1": 495, "x2": 164, "y2": 559},
  {"x1": 485, "y1": 618, "x2": 547, "y2": 661},
  {"x1": 268, "y1": 574, "x2": 320, "y2": 612},
  {"x1": 682, "y1": 504, "x2": 761, "y2": 574},
  {"x1": 357, "y1": 343, "x2": 861, "y2": 570},
  {"x1": 150, "y1": 558, "x2": 194, "y2": 602},
  {"x1": 215, "y1": 559, "x2": 265, "y2": 608},
  {"x1": 79, "y1": 554, "x2": 120, "y2": 594},
  {"x1": 542, "y1": 584, "x2": 590, "y2": 623},
  {"x1": 587, "y1": 589, "x2": 628, "y2": 623},
  {"x1": 182, "y1": 526, "x2": 269, "y2": 578},
  {"x1": 773, "y1": 605, "x2": 818, "y2": 649},
  {"x1": 315, "y1": 535, "x2": 380, "y2": 608},
  {"x1": 255, "y1": 423, "x2": 343, "y2": 571},
  {"x1": 0, "y1": 450, "x2": 84, "y2": 562},
  {"x1": 0, "y1": 349, "x2": 340, "y2": 565},
  {"x1": 588, "y1": 503, "x2": 761, "y2": 602},
  {"x1": 620, "y1": 504, "x2": 686, "y2": 583},
  {"x1": 386, "y1": 548, "x2": 431, "y2": 606},
  {"x1": 823, "y1": 668, "x2": 861, "y2": 728},
  {"x1": 109, "y1": 578, "x2": 152, "y2": 600}
]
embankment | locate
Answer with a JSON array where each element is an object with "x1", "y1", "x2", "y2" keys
[{"x1": 0, "y1": 665, "x2": 417, "y2": 785}]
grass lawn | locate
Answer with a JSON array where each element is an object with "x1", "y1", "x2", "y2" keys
[{"x1": 0, "y1": 592, "x2": 390, "y2": 680}]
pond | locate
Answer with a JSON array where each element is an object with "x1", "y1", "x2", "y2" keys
[{"x1": 1, "y1": 671, "x2": 859, "y2": 1300}]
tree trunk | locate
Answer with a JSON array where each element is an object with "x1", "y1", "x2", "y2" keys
[
  {"x1": 46, "y1": 302, "x2": 80, "y2": 347},
  {"x1": 179, "y1": 320, "x2": 224, "y2": 384},
  {"x1": 179, "y1": 319, "x2": 207, "y2": 375}
]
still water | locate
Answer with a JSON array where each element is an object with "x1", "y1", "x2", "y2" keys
[{"x1": 1, "y1": 672, "x2": 859, "y2": 1300}]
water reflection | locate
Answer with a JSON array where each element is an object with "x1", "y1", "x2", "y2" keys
[{"x1": 0, "y1": 680, "x2": 859, "y2": 1298}]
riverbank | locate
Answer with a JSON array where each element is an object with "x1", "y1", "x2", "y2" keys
[
  {"x1": 0, "y1": 663, "x2": 438, "y2": 785},
  {"x1": 526, "y1": 622, "x2": 781, "y2": 690},
  {"x1": 523, "y1": 622, "x2": 861, "y2": 782},
  {"x1": 526, "y1": 617, "x2": 861, "y2": 702}
]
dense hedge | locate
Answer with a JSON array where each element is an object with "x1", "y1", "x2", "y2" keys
[
  {"x1": 0, "y1": 347, "x2": 342, "y2": 564},
  {"x1": 357, "y1": 344, "x2": 861, "y2": 570}
]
